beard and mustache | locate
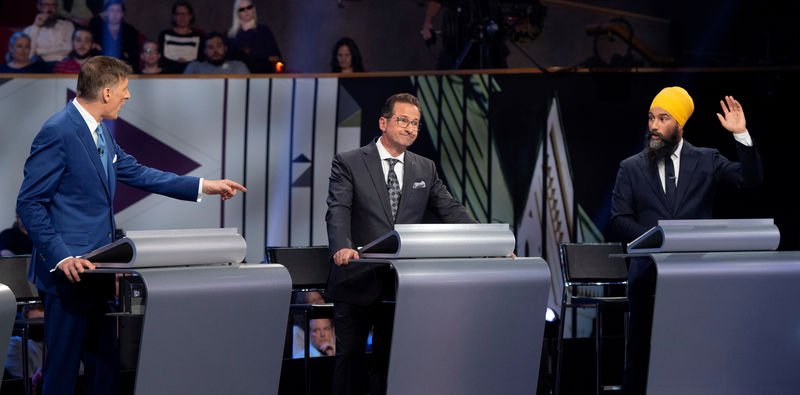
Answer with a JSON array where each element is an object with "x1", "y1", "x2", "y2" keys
[{"x1": 643, "y1": 125, "x2": 680, "y2": 162}]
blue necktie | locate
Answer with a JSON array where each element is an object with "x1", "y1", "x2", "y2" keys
[{"x1": 96, "y1": 124, "x2": 109, "y2": 178}]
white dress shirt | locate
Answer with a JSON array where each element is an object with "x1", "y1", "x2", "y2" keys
[{"x1": 376, "y1": 137, "x2": 405, "y2": 190}]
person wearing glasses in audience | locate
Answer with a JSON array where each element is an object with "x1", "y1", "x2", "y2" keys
[
  {"x1": 24, "y1": 0, "x2": 75, "y2": 66},
  {"x1": 227, "y1": 0, "x2": 282, "y2": 73},
  {"x1": 158, "y1": 1, "x2": 203, "y2": 73},
  {"x1": 139, "y1": 40, "x2": 164, "y2": 74},
  {"x1": 326, "y1": 93, "x2": 475, "y2": 395}
]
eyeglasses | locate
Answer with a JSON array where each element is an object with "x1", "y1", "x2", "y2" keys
[
  {"x1": 238, "y1": 4, "x2": 254, "y2": 12},
  {"x1": 391, "y1": 116, "x2": 421, "y2": 130}
]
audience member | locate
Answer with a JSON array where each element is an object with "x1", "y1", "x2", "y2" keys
[
  {"x1": 227, "y1": 0, "x2": 281, "y2": 73},
  {"x1": 53, "y1": 27, "x2": 96, "y2": 74},
  {"x1": 57, "y1": 0, "x2": 101, "y2": 26},
  {"x1": 330, "y1": 37, "x2": 364, "y2": 73},
  {"x1": 89, "y1": 0, "x2": 140, "y2": 71},
  {"x1": 0, "y1": 33, "x2": 50, "y2": 74},
  {"x1": 158, "y1": 1, "x2": 203, "y2": 73},
  {"x1": 24, "y1": 0, "x2": 75, "y2": 64},
  {"x1": 0, "y1": 214, "x2": 33, "y2": 256},
  {"x1": 4, "y1": 305, "x2": 44, "y2": 379},
  {"x1": 139, "y1": 40, "x2": 164, "y2": 74},
  {"x1": 184, "y1": 32, "x2": 249, "y2": 74}
]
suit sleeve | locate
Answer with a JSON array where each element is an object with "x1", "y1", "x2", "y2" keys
[
  {"x1": 426, "y1": 162, "x2": 476, "y2": 224},
  {"x1": 112, "y1": 142, "x2": 200, "y2": 201},
  {"x1": 714, "y1": 141, "x2": 763, "y2": 188},
  {"x1": 16, "y1": 125, "x2": 73, "y2": 268},
  {"x1": 326, "y1": 153, "x2": 355, "y2": 255},
  {"x1": 610, "y1": 162, "x2": 649, "y2": 242}
]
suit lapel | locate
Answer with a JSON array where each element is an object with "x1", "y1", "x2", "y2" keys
[
  {"x1": 361, "y1": 143, "x2": 394, "y2": 224},
  {"x1": 642, "y1": 155, "x2": 670, "y2": 212},
  {"x1": 396, "y1": 152, "x2": 415, "y2": 219},
  {"x1": 68, "y1": 105, "x2": 112, "y2": 198},
  {"x1": 674, "y1": 141, "x2": 698, "y2": 213}
]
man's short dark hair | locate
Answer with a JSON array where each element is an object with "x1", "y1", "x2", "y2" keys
[
  {"x1": 380, "y1": 93, "x2": 420, "y2": 118},
  {"x1": 77, "y1": 56, "x2": 132, "y2": 101},
  {"x1": 203, "y1": 32, "x2": 226, "y2": 46}
]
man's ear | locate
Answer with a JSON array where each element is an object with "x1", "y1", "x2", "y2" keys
[
  {"x1": 102, "y1": 87, "x2": 111, "y2": 103},
  {"x1": 378, "y1": 116, "x2": 387, "y2": 132}
]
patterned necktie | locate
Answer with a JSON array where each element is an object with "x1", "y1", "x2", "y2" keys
[
  {"x1": 386, "y1": 158, "x2": 401, "y2": 220},
  {"x1": 96, "y1": 124, "x2": 109, "y2": 178},
  {"x1": 664, "y1": 156, "x2": 677, "y2": 208}
]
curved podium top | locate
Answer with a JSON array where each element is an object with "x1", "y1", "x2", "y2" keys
[
  {"x1": 359, "y1": 223, "x2": 515, "y2": 258},
  {"x1": 627, "y1": 219, "x2": 780, "y2": 253},
  {"x1": 81, "y1": 228, "x2": 247, "y2": 268}
]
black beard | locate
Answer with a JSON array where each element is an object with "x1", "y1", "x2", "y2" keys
[
  {"x1": 72, "y1": 50, "x2": 91, "y2": 60},
  {"x1": 208, "y1": 57, "x2": 225, "y2": 66},
  {"x1": 643, "y1": 127, "x2": 679, "y2": 162},
  {"x1": 42, "y1": 16, "x2": 58, "y2": 28}
]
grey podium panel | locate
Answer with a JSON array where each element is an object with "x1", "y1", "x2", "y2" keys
[
  {"x1": 101, "y1": 264, "x2": 291, "y2": 395},
  {"x1": 628, "y1": 219, "x2": 779, "y2": 253},
  {"x1": 0, "y1": 284, "x2": 16, "y2": 391},
  {"x1": 379, "y1": 257, "x2": 550, "y2": 395},
  {"x1": 647, "y1": 251, "x2": 800, "y2": 395}
]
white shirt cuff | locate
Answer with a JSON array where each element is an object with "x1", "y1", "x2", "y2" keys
[
  {"x1": 51, "y1": 256, "x2": 74, "y2": 272},
  {"x1": 733, "y1": 129, "x2": 753, "y2": 146},
  {"x1": 197, "y1": 178, "x2": 204, "y2": 202}
]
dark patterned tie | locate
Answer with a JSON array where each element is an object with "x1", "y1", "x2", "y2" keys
[
  {"x1": 386, "y1": 158, "x2": 401, "y2": 220},
  {"x1": 664, "y1": 156, "x2": 677, "y2": 209}
]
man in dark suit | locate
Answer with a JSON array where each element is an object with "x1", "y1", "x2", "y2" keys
[
  {"x1": 326, "y1": 93, "x2": 475, "y2": 395},
  {"x1": 16, "y1": 56, "x2": 245, "y2": 395},
  {"x1": 610, "y1": 87, "x2": 763, "y2": 394}
]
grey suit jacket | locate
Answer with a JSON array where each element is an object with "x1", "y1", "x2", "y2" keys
[{"x1": 325, "y1": 140, "x2": 474, "y2": 305}]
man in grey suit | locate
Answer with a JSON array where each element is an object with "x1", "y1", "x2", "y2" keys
[{"x1": 326, "y1": 93, "x2": 475, "y2": 394}]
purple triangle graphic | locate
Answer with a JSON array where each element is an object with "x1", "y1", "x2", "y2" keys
[{"x1": 67, "y1": 89, "x2": 201, "y2": 212}]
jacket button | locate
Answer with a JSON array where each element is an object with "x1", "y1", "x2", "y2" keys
[{"x1": 108, "y1": 233, "x2": 112, "y2": 238}]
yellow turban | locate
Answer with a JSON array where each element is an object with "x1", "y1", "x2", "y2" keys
[{"x1": 650, "y1": 86, "x2": 694, "y2": 127}]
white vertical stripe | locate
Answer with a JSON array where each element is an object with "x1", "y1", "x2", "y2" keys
[
  {"x1": 290, "y1": 79, "x2": 315, "y2": 246},
  {"x1": 267, "y1": 79, "x2": 293, "y2": 247},
  {"x1": 244, "y1": 78, "x2": 270, "y2": 262},
  {"x1": 224, "y1": 78, "x2": 247, "y2": 236},
  {"x1": 312, "y1": 78, "x2": 338, "y2": 246}
]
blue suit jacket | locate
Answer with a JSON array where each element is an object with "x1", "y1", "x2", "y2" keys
[
  {"x1": 17, "y1": 103, "x2": 200, "y2": 296},
  {"x1": 610, "y1": 140, "x2": 763, "y2": 242},
  {"x1": 325, "y1": 140, "x2": 475, "y2": 305}
]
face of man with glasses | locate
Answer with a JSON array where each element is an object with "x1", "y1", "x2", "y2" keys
[{"x1": 378, "y1": 102, "x2": 421, "y2": 156}]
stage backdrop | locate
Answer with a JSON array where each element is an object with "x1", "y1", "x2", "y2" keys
[{"x1": 1, "y1": 70, "x2": 792, "y2": 312}]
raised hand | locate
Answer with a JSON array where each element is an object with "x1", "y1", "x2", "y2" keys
[{"x1": 716, "y1": 95, "x2": 747, "y2": 134}]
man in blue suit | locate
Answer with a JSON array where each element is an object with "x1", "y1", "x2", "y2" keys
[
  {"x1": 16, "y1": 56, "x2": 245, "y2": 394},
  {"x1": 610, "y1": 87, "x2": 763, "y2": 394}
]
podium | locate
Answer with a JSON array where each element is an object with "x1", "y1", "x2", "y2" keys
[
  {"x1": 0, "y1": 283, "x2": 15, "y2": 391},
  {"x1": 626, "y1": 219, "x2": 800, "y2": 394},
  {"x1": 359, "y1": 224, "x2": 551, "y2": 395},
  {"x1": 83, "y1": 228, "x2": 291, "y2": 395}
]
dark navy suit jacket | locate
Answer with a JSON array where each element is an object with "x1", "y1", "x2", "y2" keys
[
  {"x1": 610, "y1": 139, "x2": 763, "y2": 242},
  {"x1": 326, "y1": 140, "x2": 475, "y2": 306},
  {"x1": 16, "y1": 103, "x2": 200, "y2": 296}
]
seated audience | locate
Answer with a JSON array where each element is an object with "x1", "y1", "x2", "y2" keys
[
  {"x1": 227, "y1": 0, "x2": 281, "y2": 73},
  {"x1": 0, "y1": 214, "x2": 33, "y2": 256},
  {"x1": 331, "y1": 37, "x2": 365, "y2": 73},
  {"x1": 0, "y1": 33, "x2": 50, "y2": 73},
  {"x1": 183, "y1": 32, "x2": 249, "y2": 74},
  {"x1": 4, "y1": 305, "x2": 44, "y2": 379},
  {"x1": 57, "y1": 0, "x2": 100, "y2": 26},
  {"x1": 24, "y1": 0, "x2": 75, "y2": 64},
  {"x1": 53, "y1": 27, "x2": 96, "y2": 73},
  {"x1": 158, "y1": 1, "x2": 203, "y2": 73},
  {"x1": 140, "y1": 40, "x2": 164, "y2": 74},
  {"x1": 89, "y1": 0, "x2": 140, "y2": 70}
]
